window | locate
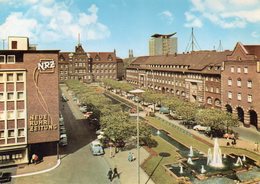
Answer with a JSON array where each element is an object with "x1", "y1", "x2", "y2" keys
[
  {"x1": 210, "y1": 87, "x2": 214, "y2": 92},
  {"x1": 7, "y1": 93, "x2": 14, "y2": 100},
  {"x1": 231, "y1": 66, "x2": 234, "y2": 73},
  {"x1": 215, "y1": 99, "x2": 221, "y2": 106},
  {"x1": 237, "y1": 79, "x2": 241, "y2": 87},
  {"x1": 0, "y1": 74, "x2": 3, "y2": 81},
  {"x1": 228, "y1": 78, "x2": 232, "y2": 86},
  {"x1": 237, "y1": 67, "x2": 241, "y2": 73},
  {"x1": 0, "y1": 55, "x2": 5, "y2": 64},
  {"x1": 7, "y1": 111, "x2": 14, "y2": 119},
  {"x1": 237, "y1": 93, "x2": 241, "y2": 101},
  {"x1": 11, "y1": 41, "x2": 17, "y2": 49},
  {"x1": 17, "y1": 73, "x2": 24, "y2": 81},
  {"x1": 244, "y1": 67, "x2": 248, "y2": 73},
  {"x1": 7, "y1": 55, "x2": 15, "y2": 63},
  {"x1": 0, "y1": 93, "x2": 3, "y2": 101},
  {"x1": 0, "y1": 111, "x2": 4, "y2": 120},
  {"x1": 228, "y1": 92, "x2": 232, "y2": 99},
  {"x1": 0, "y1": 131, "x2": 4, "y2": 138},
  {"x1": 17, "y1": 92, "x2": 24, "y2": 100},
  {"x1": 207, "y1": 97, "x2": 212, "y2": 104},
  {"x1": 18, "y1": 129, "x2": 25, "y2": 137},
  {"x1": 8, "y1": 130, "x2": 15, "y2": 137},
  {"x1": 216, "y1": 88, "x2": 220, "y2": 93},
  {"x1": 247, "y1": 80, "x2": 252, "y2": 88},
  {"x1": 7, "y1": 73, "x2": 14, "y2": 81},
  {"x1": 248, "y1": 95, "x2": 252, "y2": 102}
]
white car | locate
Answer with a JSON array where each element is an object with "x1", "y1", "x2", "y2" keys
[
  {"x1": 59, "y1": 134, "x2": 68, "y2": 146},
  {"x1": 193, "y1": 125, "x2": 211, "y2": 131}
]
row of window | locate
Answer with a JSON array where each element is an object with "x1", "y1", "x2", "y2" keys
[
  {"x1": 228, "y1": 92, "x2": 252, "y2": 102},
  {"x1": 0, "y1": 110, "x2": 25, "y2": 120},
  {"x1": 228, "y1": 79, "x2": 252, "y2": 88},
  {"x1": 0, "y1": 129, "x2": 25, "y2": 138},
  {"x1": 0, "y1": 92, "x2": 24, "y2": 101},
  {"x1": 230, "y1": 66, "x2": 248, "y2": 73},
  {"x1": 0, "y1": 73, "x2": 24, "y2": 82},
  {"x1": 149, "y1": 64, "x2": 189, "y2": 69},
  {"x1": 205, "y1": 87, "x2": 220, "y2": 93},
  {"x1": 206, "y1": 98, "x2": 221, "y2": 106},
  {"x1": 0, "y1": 55, "x2": 16, "y2": 64}
]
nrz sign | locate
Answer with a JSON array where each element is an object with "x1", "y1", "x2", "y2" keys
[{"x1": 38, "y1": 59, "x2": 55, "y2": 72}]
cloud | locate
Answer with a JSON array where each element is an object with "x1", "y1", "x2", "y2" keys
[
  {"x1": 159, "y1": 10, "x2": 174, "y2": 24},
  {"x1": 184, "y1": 12, "x2": 202, "y2": 28},
  {"x1": 186, "y1": 0, "x2": 260, "y2": 29},
  {"x1": 0, "y1": 12, "x2": 38, "y2": 40},
  {"x1": 251, "y1": 31, "x2": 259, "y2": 38},
  {"x1": 0, "y1": 2, "x2": 110, "y2": 43}
]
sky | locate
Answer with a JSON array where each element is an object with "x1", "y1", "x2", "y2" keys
[{"x1": 0, "y1": 0, "x2": 259, "y2": 58}]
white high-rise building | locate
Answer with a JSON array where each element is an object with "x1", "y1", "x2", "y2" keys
[{"x1": 149, "y1": 33, "x2": 177, "y2": 56}]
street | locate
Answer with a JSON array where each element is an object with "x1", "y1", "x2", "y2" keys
[{"x1": 12, "y1": 85, "x2": 116, "y2": 184}]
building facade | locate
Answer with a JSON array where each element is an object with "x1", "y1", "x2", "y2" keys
[
  {"x1": 126, "y1": 42, "x2": 260, "y2": 130},
  {"x1": 126, "y1": 50, "x2": 229, "y2": 109},
  {"x1": 149, "y1": 33, "x2": 177, "y2": 56},
  {"x1": 0, "y1": 37, "x2": 59, "y2": 167},
  {"x1": 59, "y1": 44, "x2": 124, "y2": 83},
  {"x1": 222, "y1": 43, "x2": 260, "y2": 129}
]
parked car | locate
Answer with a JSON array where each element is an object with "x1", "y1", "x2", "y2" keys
[
  {"x1": 60, "y1": 128, "x2": 66, "y2": 135},
  {"x1": 159, "y1": 106, "x2": 170, "y2": 114},
  {"x1": 90, "y1": 140, "x2": 104, "y2": 156},
  {"x1": 181, "y1": 120, "x2": 197, "y2": 129},
  {"x1": 193, "y1": 125, "x2": 211, "y2": 131},
  {"x1": 59, "y1": 134, "x2": 68, "y2": 146},
  {"x1": 61, "y1": 94, "x2": 68, "y2": 102},
  {"x1": 205, "y1": 129, "x2": 225, "y2": 138},
  {"x1": 0, "y1": 172, "x2": 11, "y2": 183}
]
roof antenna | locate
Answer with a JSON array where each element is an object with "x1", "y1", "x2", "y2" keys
[
  {"x1": 217, "y1": 40, "x2": 223, "y2": 52},
  {"x1": 185, "y1": 27, "x2": 200, "y2": 53}
]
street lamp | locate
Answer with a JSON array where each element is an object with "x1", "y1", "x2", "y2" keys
[{"x1": 129, "y1": 88, "x2": 145, "y2": 184}]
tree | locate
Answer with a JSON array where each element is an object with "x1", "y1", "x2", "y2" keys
[{"x1": 175, "y1": 103, "x2": 197, "y2": 122}]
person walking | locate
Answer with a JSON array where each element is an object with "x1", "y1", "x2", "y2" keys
[
  {"x1": 113, "y1": 167, "x2": 119, "y2": 179},
  {"x1": 128, "y1": 152, "x2": 132, "y2": 162},
  {"x1": 107, "y1": 168, "x2": 113, "y2": 182}
]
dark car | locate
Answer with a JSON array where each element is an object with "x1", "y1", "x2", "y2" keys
[{"x1": 0, "y1": 172, "x2": 11, "y2": 183}]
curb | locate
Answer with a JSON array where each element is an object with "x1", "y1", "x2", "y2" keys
[{"x1": 12, "y1": 159, "x2": 61, "y2": 178}]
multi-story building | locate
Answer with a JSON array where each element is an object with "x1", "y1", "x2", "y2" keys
[
  {"x1": 59, "y1": 44, "x2": 124, "y2": 83},
  {"x1": 127, "y1": 50, "x2": 230, "y2": 109},
  {"x1": 126, "y1": 42, "x2": 260, "y2": 130},
  {"x1": 149, "y1": 33, "x2": 177, "y2": 56},
  {"x1": 0, "y1": 36, "x2": 59, "y2": 167},
  {"x1": 222, "y1": 42, "x2": 260, "y2": 129}
]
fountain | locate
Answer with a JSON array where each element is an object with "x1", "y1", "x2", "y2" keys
[
  {"x1": 188, "y1": 146, "x2": 194, "y2": 157},
  {"x1": 223, "y1": 153, "x2": 227, "y2": 159},
  {"x1": 209, "y1": 138, "x2": 223, "y2": 168},
  {"x1": 201, "y1": 165, "x2": 206, "y2": 174},
  {"x1": 179, "y1": 165, "x2": 184, "y2": 174},
  {"x1": 156, "y1": 130, "x2": 160, "y2": 135},
  {"x1": 234, "y1": 157, "x2": 243, "y2": 166},
  {"x1": 187, "y1": 157, "x2": 194, "y2": 165},
  {"x1": 207, "y1": 148, "x2": 212, "y2": 165},
  {"x1": 242, "y1": 155, "x2": 246, "y2": 162}
]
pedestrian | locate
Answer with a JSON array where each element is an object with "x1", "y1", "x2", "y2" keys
[
  {"x1": 128, "y1": 152, "x2": 132, "y2": 162},
  {"x1": 107, "y1": 168, "x2": 113, "y2": 182},
  {"x1": 113, "y1": 167, "x2": 119, "y2": 179}
]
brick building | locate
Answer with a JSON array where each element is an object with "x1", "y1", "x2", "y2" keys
[
  {"x1": 58, "y1": 43, "x2": 124, "y2": 83},
  {"x1": 126, "y1": 50, "x2": 230, "y2": 109},
  {"x1": 222, "y1": 43, "x2": 260, "y2": 129},
  {"x1": 0, "y1": 36, "x2": 59, "y2": 167},
  {"x1": 126, "y1": 42, "x2": 260, "y2": 130}
]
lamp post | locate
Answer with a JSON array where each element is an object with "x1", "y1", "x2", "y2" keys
[{"x1": 129, "y1": 88, "x2": 145, "y2": 184}]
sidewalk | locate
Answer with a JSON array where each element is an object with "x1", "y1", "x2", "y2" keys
[{"x1": 103, "y1": 147, "x2": 155, "y2": 184}]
